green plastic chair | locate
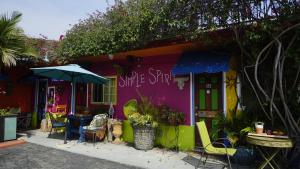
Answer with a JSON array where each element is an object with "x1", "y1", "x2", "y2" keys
[{"x1": 196, "y1": 119, "x2": 237, "y2": 169}]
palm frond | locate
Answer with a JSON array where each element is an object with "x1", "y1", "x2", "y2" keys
[
  {"x1": 0, "y1": 11, "x2": 33, "y2": 67},
  {"x1": 1, "y1": 48, "x2": 17, "y2": 67}
]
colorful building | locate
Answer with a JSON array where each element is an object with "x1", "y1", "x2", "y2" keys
[
  {"x1": 0, "y1": 40, "x2": 241, "y2": 151},
  {"x1": 79, "y1": 41, "x2": 241, "y2": 150}
]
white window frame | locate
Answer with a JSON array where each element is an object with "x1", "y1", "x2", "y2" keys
[{"x1": 91, "y1": 76, "x2": 117, "y2": 105}]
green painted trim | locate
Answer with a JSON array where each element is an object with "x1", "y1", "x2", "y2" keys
[
  {"x1": 199, "y1": 77, "x2": 205, "y2": 84},
  {"x1": 122, "y1": 120, "x2": 195, "y2": 151},
  {"x1": 199, "y1": 89, "x2": 206, "y2": 109},
  {"x1": 211, "y1": 76, "x2": 218, "y2": 84},
  {"x1": 211, "y1": 89, "x2": 218, "y2": 110}
]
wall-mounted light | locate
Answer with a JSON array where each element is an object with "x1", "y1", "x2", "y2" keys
[
  {"x1": 174, "y1": 77, "x2": 189, "y2": 90},
  {"x1": 108, "y1": 54, "x2": 114, "y2": 60}
]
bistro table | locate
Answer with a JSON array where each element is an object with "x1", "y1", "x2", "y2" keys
[
  {"x1": 246, "y1": 133, "x2": 294, "y2": 169},
  {"x1": 67, "y1": 114, "x2": 93, "y2": 142}
]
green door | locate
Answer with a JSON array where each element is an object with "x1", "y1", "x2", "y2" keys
[{"x1": 194, "y1": 73, "x2": 222, "y2": 146}]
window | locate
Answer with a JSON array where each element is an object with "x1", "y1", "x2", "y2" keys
[{"x1": 91, "y1": 76, "x2": 117, "y2": 104}]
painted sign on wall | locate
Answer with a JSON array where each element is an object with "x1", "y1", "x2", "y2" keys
[
  {"x1": 89, "y1": 55, "x2": 191, "y2": 125},
  {"x1": 118, "y1": 67, "x2": 174, "y2": 88}
]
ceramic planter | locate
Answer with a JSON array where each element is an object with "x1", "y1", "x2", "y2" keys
[
  {"x1": 0, "y1": 114, "x2": 17, "y2": 141},
  {"x1": 133, "y1": 125, "x2": 155, "y2": 150}
]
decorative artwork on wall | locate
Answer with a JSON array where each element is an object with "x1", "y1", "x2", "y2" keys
[{"x1": 47, "y1": 86, "x2": 55, "y2": 106}]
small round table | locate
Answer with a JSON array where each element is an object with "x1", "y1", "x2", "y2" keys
[{"x1": 246, "y1": 134, "x2": 294, "y2": 169}]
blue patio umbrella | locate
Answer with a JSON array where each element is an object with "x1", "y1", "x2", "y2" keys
[{"x1": 31, "y1": 64, "x2": 107, "y2": 114}]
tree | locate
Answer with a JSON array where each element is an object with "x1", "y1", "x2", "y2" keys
[{"x1": 0, "y1": 11, "x2": 36, "y2": 69}]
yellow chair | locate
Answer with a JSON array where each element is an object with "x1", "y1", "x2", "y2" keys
[{"x1": 196, "y1": 119, "x2": 236, "y2": 169}]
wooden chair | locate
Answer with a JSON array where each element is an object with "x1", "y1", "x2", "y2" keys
[
  {"x1": 48, "y1": 112, "x2": 67, "y2": 144},
  {"x1": 196, "y1": 119, "x2": 237, "y2": 169}
]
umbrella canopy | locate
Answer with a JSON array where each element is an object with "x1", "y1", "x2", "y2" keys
[
  {"x1": 31, "y1": 64, "x2": 107, "y2": 114},
  {"x1": 30, "y1": 64, "x2": 107, "y2": 84}
]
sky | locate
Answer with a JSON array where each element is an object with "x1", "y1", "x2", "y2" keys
[{"x1": 1, "y1": 0, "x2": 115, "y2": 40}]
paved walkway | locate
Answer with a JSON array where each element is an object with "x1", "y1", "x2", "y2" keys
[
  {"x1": 16, "y1": 130, "x2": 243, "y2": 169},
  {"x1": 0, "y1": 143, "x2": 142, "y2": 169}
]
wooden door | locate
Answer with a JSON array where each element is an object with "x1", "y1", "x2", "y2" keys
[{"x1": 194, "y1": 73, "x2": 222, "y2": 147}]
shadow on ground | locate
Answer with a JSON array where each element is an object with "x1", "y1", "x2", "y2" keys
[{"x1": 182, "y1": 155, "x2": 255, "y2": 169}]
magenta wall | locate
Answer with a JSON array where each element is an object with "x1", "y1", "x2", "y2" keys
[
  {"x1": 88, "y1": 54, "x2": 191, "y2": 125},
  {"x1": 47, "y1": 81, "x2": 71, "y2": 113}
]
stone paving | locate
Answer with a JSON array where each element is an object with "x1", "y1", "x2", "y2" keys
[{"x1": 0, "y1": 143, "x2": 142, "y2": 169}]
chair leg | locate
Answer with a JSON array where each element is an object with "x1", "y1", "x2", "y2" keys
[
  {"x1": 226, "y1": 154, "x2": 232, "y2": 169},
  {"x1": 196, "y1": 151, "x2": 207, "y2": 169},
  {"x1": 201, "y1": 151, "x2": 208, "y2": 165},
  {"x1": 64, "y1": 127, "x2": 67, "y2": 144},
  {"x1": 196, "y1": 158, "x2": 201, "y2": 169}
]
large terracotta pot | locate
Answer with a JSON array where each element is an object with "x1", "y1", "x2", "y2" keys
[{"x1": 112, "y1": 121, "x2": 122, "y2": 144}]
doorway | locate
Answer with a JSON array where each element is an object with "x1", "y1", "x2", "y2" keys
[
  {"x1": 194, "y1": 73, "x2": 223, "y2": 146},
  {"x1": 36, "y1": 79, "x2": 48, "y2": 124}
]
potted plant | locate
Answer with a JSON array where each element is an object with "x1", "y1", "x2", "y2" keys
[
  {"x1": 0, "y1": 108, "x2": 17, "y2": 141},
  {"x1": 128, "y1": 94, "x2": 159, "y2": 150},
  {"x1": 158, "y1": 105, "x2": 185, "y2": 151},
  {"x1": 159, "y1": 105, "x2": 185, "y2": 126}
]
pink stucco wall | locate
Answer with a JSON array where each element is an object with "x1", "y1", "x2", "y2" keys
[
  {"x1": 88, "y1": 54, "x2": 191, "y2": 125},
  {"x1": 47, "y1": 81, "x2": 71, "y2": 113}
]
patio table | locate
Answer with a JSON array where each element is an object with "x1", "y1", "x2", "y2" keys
[
  {"x1": 246, "y1": 133, "x2": 294, "y2": 169},
  {"x1": 67, "y1": 115, "x2": 93, "y2": 142}
]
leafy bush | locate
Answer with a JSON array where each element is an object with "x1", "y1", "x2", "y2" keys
[
  {"x1": 159, "y1": 105, "x2": 185, "y2": 125},
  {"x1": 0, "y1": 108, "x2": 12, "y2": 116},
  {"x1": 128, "y1": 92, "x2": 159, "y2": 128},
  {"x1": 128, "y1": 113, "x2": 158, "y2": 128}
]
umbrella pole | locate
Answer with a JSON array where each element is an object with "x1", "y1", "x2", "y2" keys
[{"x1": 71, "y1": 81, "x2": 76, "y2": 115}]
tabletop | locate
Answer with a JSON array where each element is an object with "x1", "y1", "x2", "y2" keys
[{"x1": 246, "y1": 134, "x2": 294, "y2": 148}]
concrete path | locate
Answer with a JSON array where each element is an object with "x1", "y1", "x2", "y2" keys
[
  {"x1": 17, "y1": 130, "x2": 238, "y2": 169},
  {"x1": 0, "y1": 143, "x2": 142, "y2": 169}
]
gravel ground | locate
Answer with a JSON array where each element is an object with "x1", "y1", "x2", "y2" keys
[{"x1": 0, "y1": 143, "x2": 143, "y2": 169}]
